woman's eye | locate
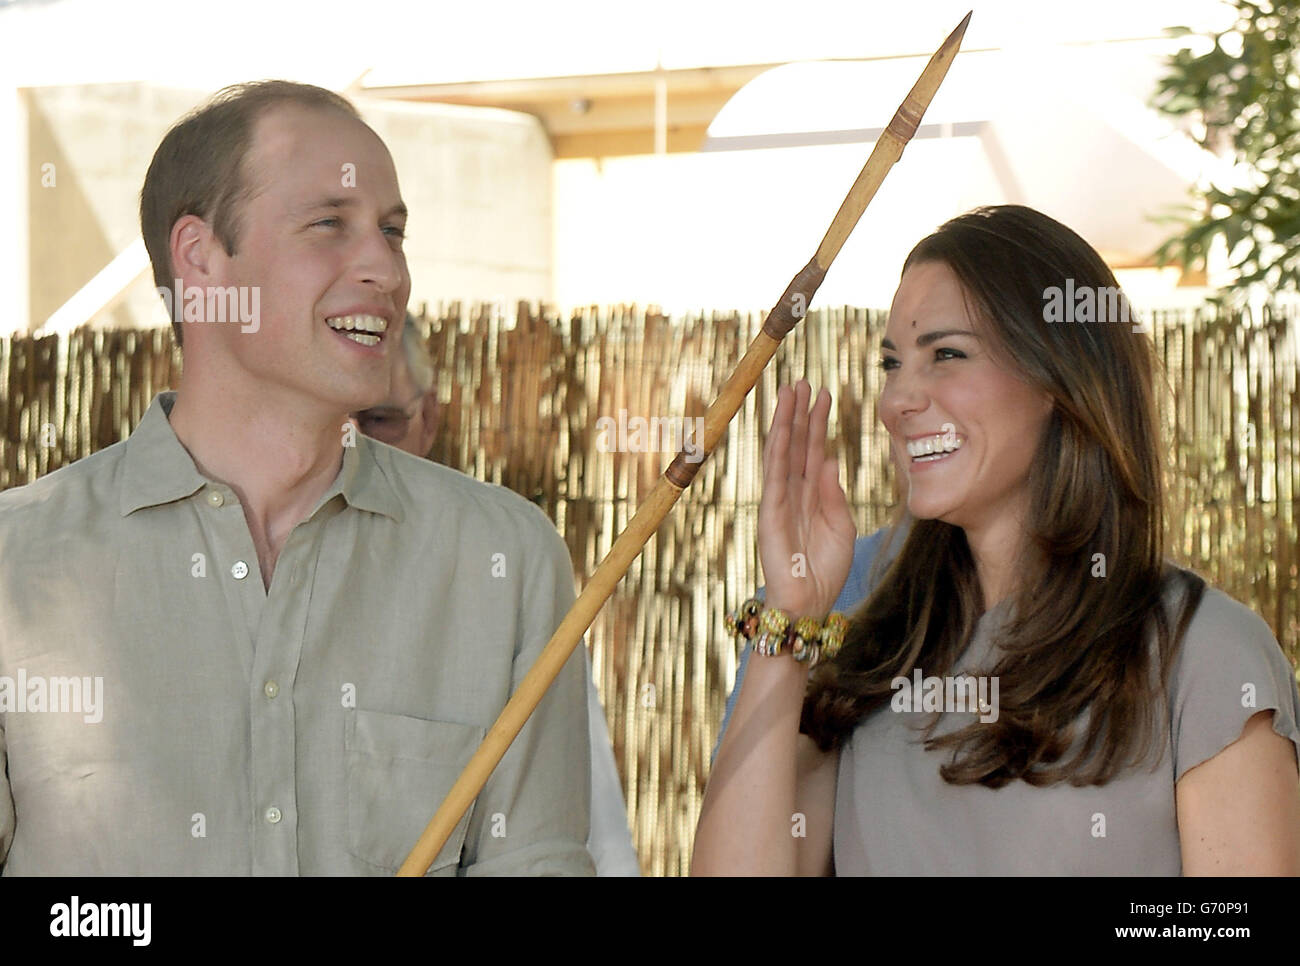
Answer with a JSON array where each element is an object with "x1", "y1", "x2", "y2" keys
[
  {"x1": 935, "y1": 347, "x2": 965, "y2": 361},
  {"x1": 878, "y1": 356, "x2": 899, "y2": 371}
]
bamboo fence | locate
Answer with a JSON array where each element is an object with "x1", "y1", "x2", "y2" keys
[{"x1": 2, "y1": 301, "x2": 1297, "y2": 875}]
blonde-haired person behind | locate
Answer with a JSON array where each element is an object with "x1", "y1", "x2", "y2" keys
[
  {"x1": 693, "y1": 205, "x2": 1300, "y2": 876},
  {"x1": 354, "y1": 316, "x2": 641, "y2": 876}
]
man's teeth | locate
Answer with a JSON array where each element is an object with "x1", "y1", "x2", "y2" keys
[
  {"x1": 341, "y1": 332, "x2": 380, "y2": 346},
  {"x1": 326, "y1": 314, "x2": 388, "y2": 336},
  {"x1": 906, "y1": 433, "x2": 963, "y2": 460}
]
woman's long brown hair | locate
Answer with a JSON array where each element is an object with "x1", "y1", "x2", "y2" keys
[{"x1": 801, "y1": 205, "x2": 1205, "y2": 787}]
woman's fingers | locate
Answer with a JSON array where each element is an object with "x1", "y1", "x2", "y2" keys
[
  {"x1": 760, "y1": 382, "x2": 849, "y2": 613},
  {"x1": 804, "y1": 388, "x2": 831, "y2": 509},
  {"x1": 763, "y1": 384, "x2": 793, "y2": 506},
  {"x1": 806, "y1": 388, "x2": 830, "y2": 468},
  {"x1": 819, "y1": 455, "x2": 852, "y2": 530},
  {"x1": 788, "y1": 380, "x2": 811, "y2": 479},
  {"x1": 765, "y1": 382, "x2": 834, "y2": 505}
]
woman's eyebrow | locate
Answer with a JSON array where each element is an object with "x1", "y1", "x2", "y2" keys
[{"x1": 880, "y1": 328, "x2": 979, "y2": 351}]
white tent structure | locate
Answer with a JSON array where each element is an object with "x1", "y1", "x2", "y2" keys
[{"x1": 671, "y1": 41, "x2": 1225, "y2": 310}]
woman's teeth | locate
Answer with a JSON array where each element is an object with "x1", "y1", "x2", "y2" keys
[{"x1": 906, "y1": 433, "x2": 963, "y2": 461}]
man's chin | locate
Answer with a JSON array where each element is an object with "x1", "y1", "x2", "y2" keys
[{"x1": 331, "y1": 374, "x2": 392, "y2": 413}]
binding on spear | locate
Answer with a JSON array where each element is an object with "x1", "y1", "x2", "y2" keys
[{"x1": 398, "y1": 11, "x2": 973, "y2": 876}]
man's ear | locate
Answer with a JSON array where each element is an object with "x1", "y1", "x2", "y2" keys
[{"x1": 169, "y1": 214, "x2": 221, "y2": 287}]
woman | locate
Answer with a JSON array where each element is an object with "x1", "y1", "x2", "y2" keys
[{"x1": 692, "y1": 205, "x2": 1300, "y2": 875}]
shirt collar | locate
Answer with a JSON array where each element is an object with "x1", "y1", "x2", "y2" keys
[{"x1": 120, "y1": 391, "x2": 404, "y2": 523}]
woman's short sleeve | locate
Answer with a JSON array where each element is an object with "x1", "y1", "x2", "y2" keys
[{"x1": 1168, "y1": 587, "x2": 1300, "y2": 782}]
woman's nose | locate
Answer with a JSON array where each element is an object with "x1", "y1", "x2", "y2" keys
[{"x1": 880, "y1": 364, "x2": 928, "y2": 424}]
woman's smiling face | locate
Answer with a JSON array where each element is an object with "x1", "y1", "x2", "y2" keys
[{"x1": 878, "y1": 259, "x2": 1055, "y2": 535}]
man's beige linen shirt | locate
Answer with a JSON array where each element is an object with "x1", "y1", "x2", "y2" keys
[{"x1": 0, "y1": 391, "x2": 593, "y2": 875}]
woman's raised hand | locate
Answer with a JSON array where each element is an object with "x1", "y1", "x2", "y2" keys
[{"x1": 758, "y1": 380, "x2": 857, "y2": 617}]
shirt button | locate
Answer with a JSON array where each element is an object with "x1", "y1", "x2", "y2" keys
[
  {"x1": 206, "y1": 491, "x2": 224, "y2": 508},
  {"x1": 263, "y1": 680, "x2": 279, "y2": 699},
  {"x1": 265, "y1": 806, "x2": 282, "y2": 825},
  {"x1": 231, "y1": 561, "x2": 249, "y2": 580}
]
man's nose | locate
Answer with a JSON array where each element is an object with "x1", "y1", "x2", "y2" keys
[{"x1": 352, "y1": 228, "x2": 406, "y2": 294}]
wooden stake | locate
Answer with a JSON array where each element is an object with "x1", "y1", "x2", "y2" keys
[{"x1": 397, "y1": 11, "x2": 972, "y2": 876}]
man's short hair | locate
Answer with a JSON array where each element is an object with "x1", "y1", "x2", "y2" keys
[{"x1": 139, "y1": 80, "x2": 361, "y2": 346}]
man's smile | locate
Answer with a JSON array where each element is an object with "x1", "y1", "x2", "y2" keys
[{"x1": 325, "y1": 312, "x2": 390, "y2": 348}]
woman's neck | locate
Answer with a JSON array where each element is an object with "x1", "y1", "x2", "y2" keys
[{"x1": 962, "y1": 512, "x2": 1034, "y2": 613}]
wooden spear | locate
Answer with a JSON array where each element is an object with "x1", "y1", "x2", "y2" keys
[{"x1": 397, "y1": 11, "x2": 972, "y2": 876}]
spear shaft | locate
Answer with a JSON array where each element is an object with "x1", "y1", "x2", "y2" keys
[{"x1": 397, "y1": 11, "x2": 971, "y2": 876}]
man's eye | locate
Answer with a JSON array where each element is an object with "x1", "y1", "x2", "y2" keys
[
  {"x1": 312, "y1": 217, "x2": 341, "y2": 228},
  {"x1": 383, "y1": 225, "x2": 406, "y2": 239},
  {"x1": 878, "y1": 356, "x2": 899, "y2": 371}
]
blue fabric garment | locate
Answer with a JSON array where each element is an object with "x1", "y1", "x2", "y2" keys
[{"x1": 713, "y1": 526, "x2": 896, "y2": 760}]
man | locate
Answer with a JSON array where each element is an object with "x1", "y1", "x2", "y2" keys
[
  {"x1": 354, "y1": 318, "x2": 641, "y2": 875},
  {"x1": 0, "y1": 81, "x2": 593, "y2": 874}
]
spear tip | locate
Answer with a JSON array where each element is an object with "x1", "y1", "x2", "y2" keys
[{"x1": 945, "y1": 11, "x2": 973, "y2": 50}]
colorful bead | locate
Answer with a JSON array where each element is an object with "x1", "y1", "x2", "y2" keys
[
  {"x1": 793, "y1": 616, "x2": 820, "y2": 644},
  {"x1": 727, "y1": 598, "x2": 764, "y2": 639},
  {"x1": 759, "y1": 607, "x2": 791, "y2": 638},
  {"x1": 753, "y1": 629, "x2": 782, "y2": 657},
  {"x1": 820, "y1": 613, "x2": 849, "y2": 659}
]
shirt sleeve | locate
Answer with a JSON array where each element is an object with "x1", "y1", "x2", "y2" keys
[
  {"x1": 1168, "y1": 587, "x2": 1300, "y2": 783},
  {"x1": 0, "y1": 506, "x2": 13, "y2": 873},
  {"x1": 459, "y1": 512, "x2": 595, "y2": 876},
  {"x1": 0, "y1": 720, "x2": 12, "y2": 873},
  {"x1": 584, "y1": 651, "x2": 640, "y2": 876}
]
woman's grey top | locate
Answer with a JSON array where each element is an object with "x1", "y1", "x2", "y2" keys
[{"x1": 833, "y1": 579, "x2": 1300, "y2": 875}]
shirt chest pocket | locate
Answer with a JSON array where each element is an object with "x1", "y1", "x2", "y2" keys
[{"x1": 345, "y1": 708, "x2": 485, "y2": 875}]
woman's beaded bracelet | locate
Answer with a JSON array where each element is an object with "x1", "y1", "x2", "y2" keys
[
  {"x1": 753, "y1": 606, "x2": 790, "y2": 656},
  {"x1": 726, "y1": 597, "x2": 848, "y2": 668}
]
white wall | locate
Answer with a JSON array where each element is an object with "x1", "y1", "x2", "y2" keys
[
  {"x1": 360, "y1": 98, "x2": 553, "y2": 314},
  {"x1": 15, "y1": 84, "x2": 553, "y2": 335},
  {"x1": 23, "y1": 83, "x2": 206, "y2": 334}
]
